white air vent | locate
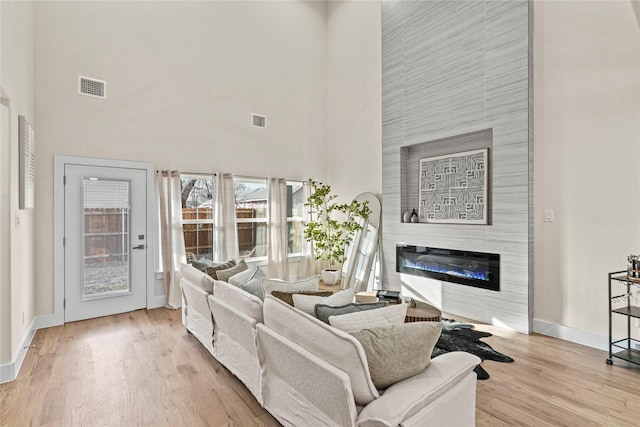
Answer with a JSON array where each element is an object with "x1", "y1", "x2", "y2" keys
[
  {"x1": 252, "y1": 114, "x2": 267, "y2": 129},
  {"x1": 78, "y1": 76, "x2": 106, "y2": 99}
]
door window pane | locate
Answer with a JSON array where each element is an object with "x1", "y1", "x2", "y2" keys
[{"x1": 82, "y1": 178, "x2": 130, "y2": 296}]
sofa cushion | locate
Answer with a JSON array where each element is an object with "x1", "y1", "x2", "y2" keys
[
  {"x1": 350, "y1": 322, "x2": 442, "y2": 389},
  {"x1": 213, "y1": 280, "x2": 264, "y2": 323},
  {"x1": 180, "y1": 263, "x2": 216, "y2": 294},
  {"x1": 356, "y1": 351, "x2": 481, "y2": 426},
  {"x1": 292, "y1": 289, "x2": 355, "y2": 316},
  {"x1": 272, "y1": 290, "x2": 333, "y2": 307},
  {"x1": 239, "y1": 269, "x2": 267, "y2": 300},
  {"x1": 262, "y1": 276, "x2": 320, "y2": 297},
  {"x1": 205, "y1": 259, "x2": 236, "y2": 280},
  {"x1": 216, "y1": 259, "x2": 249, "y2": 283},
  {"x1": 329, "y1": 302, "x2": 407, "y2": 333},
  {"x1": 228, "y1": 265, "x2": 260, "y2": 286},
  {"x1": 315, "y1": 301, "x2": 387, "y2": 324},
  {"x1": 262, "y1": 295, "x2": 379, "y2": 406}
]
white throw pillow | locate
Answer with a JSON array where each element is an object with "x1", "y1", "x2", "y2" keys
[
  {"x1": 329, "y1": 302, "x2": 407, "y2": 333},
  {"x1": 262, "y1": 276, "x2": 320, "y2": 297},
  {"x1": 292, "y1": 289, "x2": 355, "y2": 316}
]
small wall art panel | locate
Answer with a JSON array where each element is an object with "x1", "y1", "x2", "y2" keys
[{"x1": 418, "y1": 148, "x2": 487, "y2": 224}]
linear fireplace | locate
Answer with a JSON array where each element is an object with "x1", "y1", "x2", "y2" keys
[{"x1": 396, "y1": 245, "x2": 500, "y2": 291}]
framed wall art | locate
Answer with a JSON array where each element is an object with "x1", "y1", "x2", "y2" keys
[
  {"x1": 418, "y1": 148, "x2": 487, "y2": 224},
  {"x1": 19, "y1": 115, "x2": 35, "y2": 210}
]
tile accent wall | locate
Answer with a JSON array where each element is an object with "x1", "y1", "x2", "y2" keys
[{"x1": 381, "y1": 0, "x2": 533, "y2": 333}]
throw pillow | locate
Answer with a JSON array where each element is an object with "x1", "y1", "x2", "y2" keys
[
  {"x1": 216, "y1": 259, "x2": 248, "y2": 283},
  {"x1": 262, "y1": 276, "x2": 320, "y2": 297},
  {"x1": 329, "y1": 302, "x2": 407, "y2": 333},
  {"x1": 350, "y1": 322, "x2": 443, "y2": 389},
  {"x1": 271, "y1": 290, "x2": 333, "y2": 307},
  {"x1": 239, "y1": 269, "x2": 267, "y2": 300},
  {"x1": 292, "y1": 289, "x2": 355, "y2": 316},
  {"x1": 228, "y1": 265, "x2": 259, "y2": 286},
  {"x1": 188, "y1": 258, "x2": 213, "y2": 272},
  {"x1": 315, "y1": 301, "x2": 387, "y2": 324},
  {"x1": 205, "y1": 259, "x2": 236, "y2": 280}
]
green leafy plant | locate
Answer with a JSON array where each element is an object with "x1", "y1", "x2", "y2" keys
[{"x1": 304, "y1": 180, "x2": 372, "y2": 271}]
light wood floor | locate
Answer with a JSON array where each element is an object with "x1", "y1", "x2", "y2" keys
[{"x1": 1, "y1": 308, "x2": 639, "y2": 427}]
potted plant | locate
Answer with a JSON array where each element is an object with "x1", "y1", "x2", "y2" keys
[{"x1": 304, "y1": 180, "x2": 371, "y2": 285}]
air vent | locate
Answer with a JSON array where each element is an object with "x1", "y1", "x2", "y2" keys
[
  {"x1": 252, "y1": 114, "x2": 266, "y2": 129},
  {"x1": 78, "y1": 76, "x2": 106, "y2": 99}
]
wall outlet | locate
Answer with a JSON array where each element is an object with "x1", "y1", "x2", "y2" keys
[{"x1": 544, "y1": 210, "x2": 554, "y2": 222}]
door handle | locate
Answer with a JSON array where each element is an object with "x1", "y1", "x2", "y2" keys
[{"x1": 132, "y1": 244, "x2": 146, "y2": 250}]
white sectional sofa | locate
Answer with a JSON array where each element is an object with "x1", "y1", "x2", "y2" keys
[{"x1": 178, "y1": 262, "x2": 481, "y2": 426}]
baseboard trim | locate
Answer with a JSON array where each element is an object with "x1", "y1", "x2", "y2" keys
[
  {"x1": 533, "y1": 318, "x2": 609, "y2": 352},
  {"x1": 0, "y1": 318, "x2": 37, "y2": 384},
  {"x1": 148, "y1": 295, "x2": 167, "y2": 310},
  {"x1": 35, "y1": 312, "x2": 63, "y2": 330}
]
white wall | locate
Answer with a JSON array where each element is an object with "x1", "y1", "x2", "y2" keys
[
  {"x1": 33, "y1": 1, "x2": 328, "y2": 316},
  {"x1": 0, "y1": 0, "x2": 35, "y2": 366},
  {"x1": 326, "y1": 1, "x2": 382, "y2": 203},
  {"x1": 534, "y1": 0, "x2": 640, "y2": 343}
]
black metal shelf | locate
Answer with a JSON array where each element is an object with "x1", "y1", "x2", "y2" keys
[
  {"x1": 610, "y1": 338, "x2": 640, "y2": 365},
  {"x1": 607, "y1": 271, "x2": 640, "y2": 367},
  {"x1": 612, "y1": 306, "x2": 640, "y2": 319}
]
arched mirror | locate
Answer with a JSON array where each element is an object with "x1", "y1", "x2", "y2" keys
[{"x1": 341, "y1": 192, "x2": 382, "y2": 292}]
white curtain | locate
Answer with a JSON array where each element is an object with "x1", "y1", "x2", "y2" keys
[
  {"x1": 213, "y1": 173, "x2": 239, "y2": 262},
  {"x1": 268, "y1": 178, "x2": 289, "y2": 280},
  {"x1": 157, "y1": 170, "x2": 186, "y2": 309},
  {"x1": 297, "y1": 179, "x2": 315, "y2": 279}
]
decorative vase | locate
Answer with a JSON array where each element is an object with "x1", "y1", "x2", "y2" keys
[
  {"x1": 410, "y1": 209, "x2": 419, "y2": 223},
  {"x1": 321, "y1": 269, "x2": 341, "y2": 286},
  {"x1": 403, "y1": 211, "x2": 411, "y2": 223}
]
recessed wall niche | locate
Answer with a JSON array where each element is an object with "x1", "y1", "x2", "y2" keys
[{"x1": 400, "y1": 128, "x2": 493, "y2": 224}]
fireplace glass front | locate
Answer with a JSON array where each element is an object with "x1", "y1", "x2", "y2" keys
[{"x1": 396, "y1": 245, "x2": 500, "y2": 291}]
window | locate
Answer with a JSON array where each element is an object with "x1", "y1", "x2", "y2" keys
[
  {"x1": 235, "y1": 177, "x2": 268, "y2": 260},
  {"x1": 287, "y1": 181, "x2": 304, "y2": 257},
  {"x1": 233, "y1": 177, "x2": 304, "y2": 261},
  {"x1": 180, "y1": 174, "x2": 214, "y2": 261}
]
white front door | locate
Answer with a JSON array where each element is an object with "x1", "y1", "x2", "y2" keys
[{"x1": 64, "y1": 164, "x2": 148, "y2": 322}]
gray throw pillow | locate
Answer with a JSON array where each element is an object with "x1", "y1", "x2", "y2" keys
[
  {"x1": 228, "y1": 265, "x2": 259, "y2": 286},
  {"x1": 189, "y1": 259, "x2": 212, "y2": 272},
  {"x1": 350, "y1": 321, "x2": 443, "y2": 389},
  {"x1": 315, "y1": 302, "x2": 387, "y2": 324},
  {"x1": 239, "y1": 268, "x2": 267, "y2": 300},
  {"x1": 216, "y1": 259, "x2": 248, "y2": 283}
]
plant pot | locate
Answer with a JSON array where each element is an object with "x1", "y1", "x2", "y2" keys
[{"x1": 321, "y1": 269, "x2": 341, "y2": 286}]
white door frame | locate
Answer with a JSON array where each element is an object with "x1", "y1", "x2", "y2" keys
[{"x1": 52, "y1": 156, "x2": 159, "y2": 326}]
